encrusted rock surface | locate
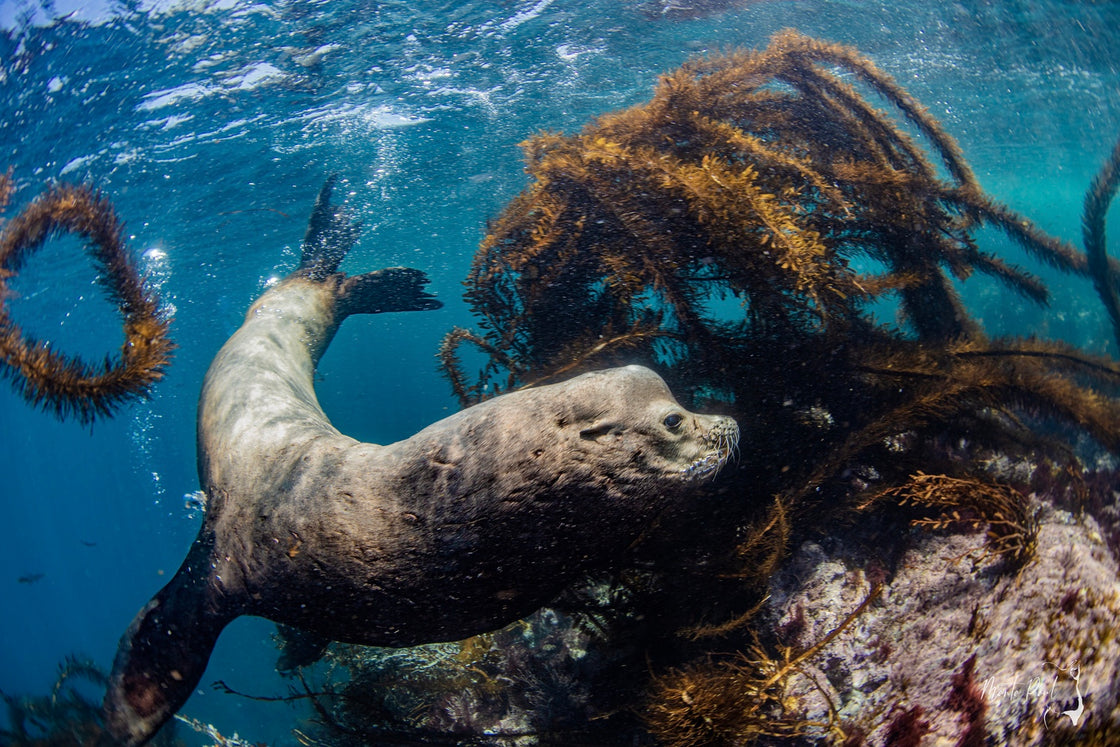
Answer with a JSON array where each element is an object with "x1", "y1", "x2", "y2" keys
[{"x1": 763, "y1": 503, "x2": 1120, "y2": 745}]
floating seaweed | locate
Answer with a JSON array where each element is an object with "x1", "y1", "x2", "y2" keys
[{"x1": 0, "y1": 177, "x2": 175, "y2": 423}]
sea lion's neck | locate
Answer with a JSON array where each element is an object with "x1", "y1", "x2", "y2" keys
[
  {"x1": 197, "y1": 276, "x2": 355, "y2": 490},
  {"x1": 244, "y1": 274, "x2": 342, "y2": 367}
]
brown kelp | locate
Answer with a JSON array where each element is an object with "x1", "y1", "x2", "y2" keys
[
  {"x1": 422, "y1": 29, "x2": 1120, "y2": 745},
  {"x1": 443, "y1": 28, "x2": 1120, "y2": 502},
  {"x1": 863, "y1": 472, "x2": 1039, "y2": 571},
  {"x1": 644, "y1": 586, "x2": 880, "y2": 745},
  {"x1": 0, "y1": 177, "x2": 174, "y2": 423}
]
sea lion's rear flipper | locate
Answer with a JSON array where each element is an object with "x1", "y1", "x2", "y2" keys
[
  {"x1": 297, "y1": 176, "x2": 442, "y2": 317},
  {"x1": 299, "y1": 174, "x2": 362, "y2": 281},
  {"x1": 103, "y1": 552, "x2": 232, "y2": 746},
  {"x1": 338, "y1": 267, "x2": 443, "y2": 316}
]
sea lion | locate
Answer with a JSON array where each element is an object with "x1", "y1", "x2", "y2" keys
[{"x1": 103, "y1": 180, "x2": 739, "y2": 745}]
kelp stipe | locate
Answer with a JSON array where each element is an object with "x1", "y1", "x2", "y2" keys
[{"x1": 1083, "y1": 134, "x2": 1120, "y2": 354}]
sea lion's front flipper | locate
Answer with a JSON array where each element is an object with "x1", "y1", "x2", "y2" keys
[{"x1": 103, "y1": 542, "x2": 233, "y2": 746}]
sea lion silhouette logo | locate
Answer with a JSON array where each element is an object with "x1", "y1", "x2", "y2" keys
[{"x1": 1061, "y1": 665, "x2": 1084, "y2": 728}]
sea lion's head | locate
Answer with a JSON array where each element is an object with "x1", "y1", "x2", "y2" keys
[
  {"x1": 404, "y1": 364, "x2": 738, "y2": 515},
  {"x1": 558, "y1": 365, "x2": 739, "y2": 485}
]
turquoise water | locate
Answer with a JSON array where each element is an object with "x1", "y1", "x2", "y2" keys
[{"x1": 0, "y1": 0, "x2": 1117, "y2": 743}]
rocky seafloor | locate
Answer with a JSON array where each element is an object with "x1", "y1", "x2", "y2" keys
[
  {"x1": 762, "y1": 501, "x2": 1120, "y2": 745},
  {"x1": 297, "y1": 476, "x2": 1120, "y2": 746}
]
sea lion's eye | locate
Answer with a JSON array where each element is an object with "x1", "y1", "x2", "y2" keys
[{"x1": 663, "y1": 413, "x2": 684, "y2": 431}]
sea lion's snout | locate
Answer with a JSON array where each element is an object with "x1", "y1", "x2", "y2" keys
[{"x1": 681, "y1": 415, "x2": 739, "y2": 480}]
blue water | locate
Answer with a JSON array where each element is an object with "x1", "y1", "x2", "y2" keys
[{"x1": 1, "y1": 0, "x2": 1117, "y2": 743}]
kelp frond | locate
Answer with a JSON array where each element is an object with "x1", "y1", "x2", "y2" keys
[
  {"x1": 875, "y1": 472, "x2": 1039, "y2": 571},
  {"x1": 447, "y1": 30, "x2": 1107, "y2": 407},
  {"x1": 1083, "y1": 134, "x2": 1120, "y2": 352},
  {"x1": 644, "y1": 584, "x2": 880, "y2": 746}
]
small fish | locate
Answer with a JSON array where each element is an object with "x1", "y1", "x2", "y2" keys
[
  {"x1": 81, "y1": 540, "x2": 98, "y2": 547},
  {"x1": 18, "y1": 573, "x2": 44, "y2": 584}
]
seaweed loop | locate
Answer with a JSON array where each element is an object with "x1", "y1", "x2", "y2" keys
[{"x1": 0, "y1": 179, "x2": 175, "y2": 423}]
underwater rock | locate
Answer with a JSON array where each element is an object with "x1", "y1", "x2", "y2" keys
[{"x1": 762, "y1": 501, "x2": 1120, "y2": 744}]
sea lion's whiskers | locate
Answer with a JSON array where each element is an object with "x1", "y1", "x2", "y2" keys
[
  {"x1": 716, "y1": 428, "x2": 737, "y2": 463},
  {"x1": 681, "y1": 418, "x2": 739, "y2": 481}
]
